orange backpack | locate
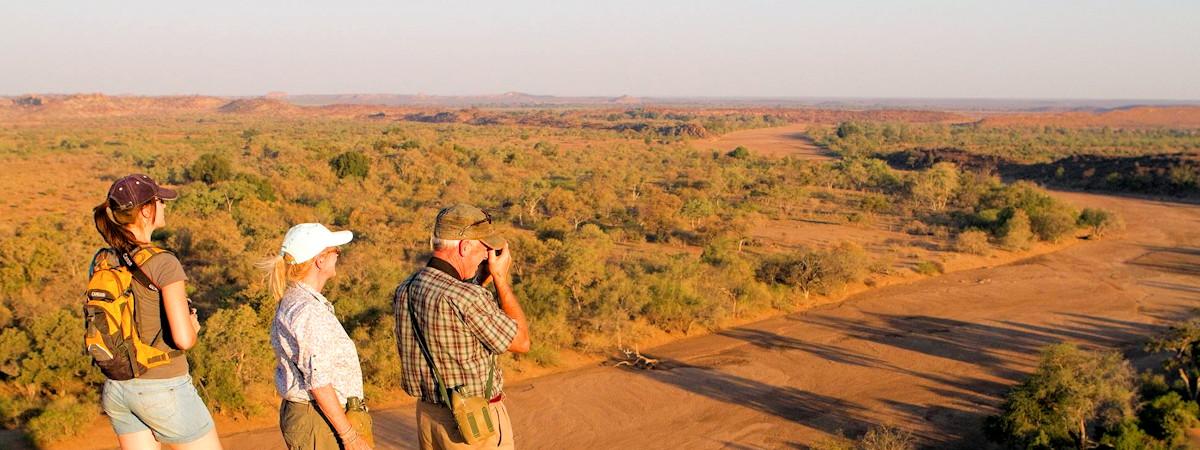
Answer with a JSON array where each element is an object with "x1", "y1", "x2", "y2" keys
[{"x1": 83, "y1": 246, "x2": 181, "y2": 380}]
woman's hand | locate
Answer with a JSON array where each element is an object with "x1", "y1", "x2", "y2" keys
[
  {"x1": 310, "y1": 385, "x2": 371, "y2": 448},
  {"x1": 338, "y1": 428, "x2": 373, "y2": 450},
  {"x1": 189, "y1": 309, "x2": 201, "y2": 334}
]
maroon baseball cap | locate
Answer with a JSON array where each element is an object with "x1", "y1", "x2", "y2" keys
[{"x1": 106, "y1": 174, "x2": 178, "y2": 210}]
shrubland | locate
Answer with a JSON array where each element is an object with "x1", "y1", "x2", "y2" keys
[
  {"x1": 813, "y1": 121, "x2": 1200, "y2": 197},
  {"x1": 0, "y1": 112, "x2": 1096, "y2": 443},
  {"x1": 814, "y1": 121, "x2": 1200, "y2": 162}
]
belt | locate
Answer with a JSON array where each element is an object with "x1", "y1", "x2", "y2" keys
[
  {"x1": 287, "y1": 396, "x2": 368, "y2": 412},
  {"x1": 423, "y1": 392, "x2": 503, "y2": 406}
]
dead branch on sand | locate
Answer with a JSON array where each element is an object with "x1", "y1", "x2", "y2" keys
[{"x1": 613, "y1": 346, "x2": 660, "y2": 370}]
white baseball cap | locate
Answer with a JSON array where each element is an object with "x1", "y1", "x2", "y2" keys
[{"x1": 281, "y1": 223, "x2": 353, "y2": 264}]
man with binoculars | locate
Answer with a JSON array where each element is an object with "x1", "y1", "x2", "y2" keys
[{"x1": 393, "y1": 204, "x2": 532, "y2": 450}]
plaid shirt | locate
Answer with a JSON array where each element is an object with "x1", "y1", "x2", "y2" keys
[{"x1": 393, "y1": 258, "x2": 517, "y2": 403}]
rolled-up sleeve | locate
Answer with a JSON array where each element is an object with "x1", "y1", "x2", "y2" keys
[{"x1": 459, "y1": 289, "x2": 518, "y2": 355}]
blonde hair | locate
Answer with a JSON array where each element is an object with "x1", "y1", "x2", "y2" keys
[{"x1": 257, "y1": 252, "x2": 317, "y2": 301}]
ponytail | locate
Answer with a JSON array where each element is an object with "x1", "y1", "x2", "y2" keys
[
  {"x1": 257, "y1": 252, "x2": 315, "y2": 301},
  {"x1": 93, "y1": 201, "x2": 139, "y2": 252},
  {"x1": 93, "y1": 200, "x2": 158, "y2": 252}
]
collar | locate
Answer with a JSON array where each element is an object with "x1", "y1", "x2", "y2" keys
[
  {"x1": 427, "y1": 257, "x2": 469, "y2": 282},
  {"x1": 293, "y1": 281, "x2": 334, "y2": 312}
]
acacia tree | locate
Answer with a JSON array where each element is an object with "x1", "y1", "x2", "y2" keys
[
  {"x1": 1078, "y1": 208, "x2": 1124, "y2": 239},
  {"x1": 544, "y1": 187, "x2": 589, "y2": 230},
  {"x1": 986, "y1": 343, "x2": 1137, "y2": 449},
  {"x1": 907, "y1": 162, "x2": 959, "y2": 211},
  {"x1": 1147, "y1": 319, "x2": 1200, "y2": 401}
]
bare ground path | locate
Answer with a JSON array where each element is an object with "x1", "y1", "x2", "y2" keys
[
  {"x1": 703, "y1": 124, "x2": 833, "y2": 160},
  {"x1": 212, "y1": 191, "x2": 1200, "y2": 450}
]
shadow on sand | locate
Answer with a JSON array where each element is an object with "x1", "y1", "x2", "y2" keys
[{"x1": 619, "y1": 307, "x2": 1187, "y2": 448}]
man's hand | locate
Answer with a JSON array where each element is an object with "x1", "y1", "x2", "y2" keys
[
  {"x1": 486, "y1": 243, "x2": 530, "y2": 354},
  {"x1": 487, "y1": 243, "x2": 513, "y2": 285}
]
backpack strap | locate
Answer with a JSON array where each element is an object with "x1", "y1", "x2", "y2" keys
[{"x1": 119, "y1": 245, "x2": 182, "y2": 358}]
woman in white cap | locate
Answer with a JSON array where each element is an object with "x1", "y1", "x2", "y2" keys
[{"x1": 263, "y1": 223, "x2": 374, "y2": 450}]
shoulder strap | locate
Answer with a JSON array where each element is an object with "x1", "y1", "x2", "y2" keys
[
  {"x1": 484, "y1": 355, "x2": 495, "y2": 399},
  {"x1": 120, "y1": 246, "x2": 180, "y2": 356},
  {"x1": 404, "y1": 282, "x2": 451, "y2": 406},
  {"x1": 121, "y1": 246, "x2": 162, "y2": 293}
]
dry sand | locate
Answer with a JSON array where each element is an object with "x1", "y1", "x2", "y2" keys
[{"x1": 703, "y1": 124, "x2": 833, "y2": 160}]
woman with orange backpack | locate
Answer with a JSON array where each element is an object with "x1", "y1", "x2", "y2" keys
[{"x1": 88, "y1": 174, "x2": 222, "y2": 450}]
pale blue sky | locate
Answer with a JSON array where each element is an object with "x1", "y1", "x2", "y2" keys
[{"x1": 1, "y1": 0, "x2": 1197, "y2": 99}]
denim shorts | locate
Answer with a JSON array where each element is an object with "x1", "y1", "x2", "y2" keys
[{"x1": 101, "y1": 374, "x2": 215, "y2": 444}]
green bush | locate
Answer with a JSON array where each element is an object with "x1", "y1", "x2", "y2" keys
[
  {"x1": 726, "y1": 146, "x2": 750, "y2": 159},
  {"x1": 644, "y1": 265, "x2": 711, "y2": 333},
  {"x1": 329, "y1": 151, "x2": 370, "y2": 179},
  {"x1": 185, "y1": 153, "x2": 234, "y2": 185},
  {"x1": 233, "y1": 173, "x2": 277, "y2": 202},
  {"x1": 535, "y1": 217, "x2": 572, "y2": 241},
  {"x1": 914, "y1": 260, "x2": 943, "y2": 275},
  {"x1": 756, "y1": 243, "x2": 870, "y2": 297},
  {"x1": 190, "y1": 305, "x2": 272, "y2": 417},
  {"x1": 171, "y1": 184, "x2": 226, "y2": 217},
  {"x1": 1099, "y1": 419, "x2": 1164, "y2": 450},
  {"x1": 26, "y1": 397, "x2": 96, "y2": 446},
  {"x1": 858, "y1": 424, "x2": 916, "y2": 450},
  {"x1": 811, "y1": 425, "x2": 915, "y2": 450},
  {"x1": 1138, "y1": 391, "x2": 1199, "y2": 446},
  {"x1": 998, "y1": 209, "x2": 1034, "y2": 250},
  {"x1": 525, "y1": 342, "x2": 562, "y2": 367},
  {"x1": 1028, "y1": 205, "x2": 1079, "y2": 242},
  {"x1": 986, "y1": 343, "x2": 1136, "y2": 449},
  {"x1": 954, "y1": 229, "x2": 991, "y2": 255},
  {"x1": 1078, "y1": 208, "x2": 1124, "y2": 239}
]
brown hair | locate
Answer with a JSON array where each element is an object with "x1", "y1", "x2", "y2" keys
[
  {"x1": 92, "y1": 200, "x2": 157, "y2": 252},
  {"x1": 258, "y1": 252, "x2": 318, "y2": 301}
]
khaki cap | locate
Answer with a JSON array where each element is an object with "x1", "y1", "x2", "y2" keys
[{"x1": 434, "y1": 204, "x2": 507, "y2": 248}]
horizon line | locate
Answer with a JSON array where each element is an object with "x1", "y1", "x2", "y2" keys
[{"x1": 4, "y1": 91, "x2": 1200, "y2": 103}]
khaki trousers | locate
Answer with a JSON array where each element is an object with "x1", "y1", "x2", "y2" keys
[
  {"x1": 280, "y1": 400, "x2": 340, "y2": 450},
  {"x1": 279, "y1": 400, "x2": 375, "y2": 450},
  {"x1": 417, "y1": 400, "x2": 515, "y2": 450}
]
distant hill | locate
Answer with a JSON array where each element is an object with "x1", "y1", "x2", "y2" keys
[
  {"x1": 978, "y1": 106, "x2": 1200, "y2": 129},
  {"x1": 287, "y1": 92, "x2": 644, "y2": 107},
  {"x1": 0, "y1": 93, "x2": 226, "y2": 117},
  {"x1": 217, "y1": 97, "x2": 301, "y2": 114},
  {"x1": 2, "y1": 94, "x2": 1198, "y2": 131},
  {"x1": 283, "y1": 93, "x2": 1200, "y2": 111}
]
